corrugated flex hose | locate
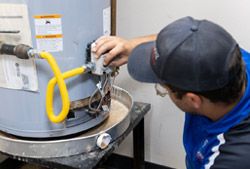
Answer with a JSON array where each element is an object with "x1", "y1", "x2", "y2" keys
[{"x1": 39, "y1": 52, "x2": 86, "y2": 123}]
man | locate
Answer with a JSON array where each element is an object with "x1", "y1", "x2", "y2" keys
[{"x1": 93, "y1": 16, "x2": 250, "y2": 169}]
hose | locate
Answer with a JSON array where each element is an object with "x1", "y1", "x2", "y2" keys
[
  {"x1": 0, "y1": 44, "x2": 89, "y2": 123},
  {"x1": 39, "y1": 52, "x2": 86, "y2": 123}
]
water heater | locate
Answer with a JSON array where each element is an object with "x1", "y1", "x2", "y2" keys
[{"x1": 0, "y1": 0, "x2": 113, "y2": 138}]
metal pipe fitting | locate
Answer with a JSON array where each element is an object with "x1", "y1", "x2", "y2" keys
[{"x1": 0, "y1": 42, "x2": 33, "y2": 59}]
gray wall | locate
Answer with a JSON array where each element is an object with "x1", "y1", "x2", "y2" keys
[{"x1": 114, "y1": 0, "x2": 250, "y2": 168}]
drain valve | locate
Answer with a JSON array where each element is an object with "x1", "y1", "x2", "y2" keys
[{"x1": 96, "y1": 133, "x2": 112, "y2": 149}]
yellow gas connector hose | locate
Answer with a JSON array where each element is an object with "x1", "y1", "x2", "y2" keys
[{"x1": 39, "y1": 52, "x2": 86, "y2": 123}]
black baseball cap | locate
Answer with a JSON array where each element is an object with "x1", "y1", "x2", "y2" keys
[{"x1": 127, "y1": 16, "x2": 238, "y2": 92}]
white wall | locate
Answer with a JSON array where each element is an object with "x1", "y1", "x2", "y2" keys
[{"x1": 114, "y1": 1, "x2": 250, "y2": 169}]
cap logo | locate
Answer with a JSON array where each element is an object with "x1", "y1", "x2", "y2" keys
[{"x1": 151, "y1": 47, "x2": 160, "y2": 65}]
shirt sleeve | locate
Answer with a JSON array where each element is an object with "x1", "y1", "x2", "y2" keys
[{"x1": 210, "y1": 116, "x2": 250, "y2": 169}]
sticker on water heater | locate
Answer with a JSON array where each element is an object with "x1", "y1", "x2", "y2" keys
[
  {"x1": 34, "y1": 14, "x2": 63, "y2": 52},
  {"x1": 36, "y1": 34, "x2": 63, "y2": 52},
  {"x1": 0, "y1": 4, "x2": 38, "y2": 92},
  {"x1": 103, "y1": 7, "x2": 111, "y2": 35}
]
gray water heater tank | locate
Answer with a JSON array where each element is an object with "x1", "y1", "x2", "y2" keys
[{"x1": 0, "y1": 0, "x2": 112, "y2": 138}]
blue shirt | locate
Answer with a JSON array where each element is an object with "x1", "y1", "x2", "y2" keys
[{"x1": 184, "y1": 49, "x2": 250, "y2": 169}]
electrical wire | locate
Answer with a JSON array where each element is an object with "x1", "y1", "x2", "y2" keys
[{"x1": 88, "y1": 73, "x2": 109, "y2": 114}]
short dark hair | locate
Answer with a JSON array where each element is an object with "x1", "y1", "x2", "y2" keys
[{"x1": 168, "y1": 46, "x2": 246, "y2": 104}]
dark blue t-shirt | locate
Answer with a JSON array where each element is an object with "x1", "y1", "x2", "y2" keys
[{"x1": 184, "y1": 49, "x2": 250, "y2": 169}]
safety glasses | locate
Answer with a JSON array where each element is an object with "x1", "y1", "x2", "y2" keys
[{"x1": 154, "y1": 83, "x2": 169, "y2": 97}]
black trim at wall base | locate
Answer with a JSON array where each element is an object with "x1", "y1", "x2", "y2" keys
[{"x1": 100, "y1": 153, "x2": 175, "y2": 169}]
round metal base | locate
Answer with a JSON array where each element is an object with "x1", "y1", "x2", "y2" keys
[{"x1": 0, "y1": 86, "x2": 132, "y2": 158}]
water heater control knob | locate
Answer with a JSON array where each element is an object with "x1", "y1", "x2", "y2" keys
[{"x1": 90, "y1": 43, "x2": 105, "y2": 75}]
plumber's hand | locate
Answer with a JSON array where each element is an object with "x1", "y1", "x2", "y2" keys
[{"x1": 92, "y1": 36, "x2": 134, "y2": 67}]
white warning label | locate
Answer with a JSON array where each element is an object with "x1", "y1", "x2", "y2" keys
[
  {"x1": 34, "y1": 14, "x2": 63, "y2": 52},
  {"x1": 103, "y1": 6, "x2": 111, "y2": 35},
  {"x1": 0, "y1": 4, "x2": 38, "y2": 91}
]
